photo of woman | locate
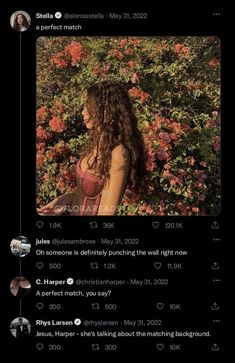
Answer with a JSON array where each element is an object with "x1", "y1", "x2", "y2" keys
[
  {"x1": 36, "y1": 36, "x2": 221, "y2": 216},
  {"x1": 37, "y1": 81, "x2": 146, "y2": 215},
  {"x1": 10, "y1": 277, "x2": 31, "y2": 298},
  {"x1": 11, "y1": 12, "x2": 30, "y2": 32}
]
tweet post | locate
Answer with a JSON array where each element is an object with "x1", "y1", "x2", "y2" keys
[{"x1": 4, "y1": 5, "x2": 225, "y2": 355}]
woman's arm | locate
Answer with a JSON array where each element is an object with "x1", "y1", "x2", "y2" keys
[
  {"x1": 37, "y1": 193, "x2": 74, "y2": 215},
  {"x1": 97, "y1": 145, "x2": 130, "y2": 215}
]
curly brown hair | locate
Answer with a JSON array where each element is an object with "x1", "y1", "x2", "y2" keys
[
  {"x1": 82, "y1": 81, "x2": 146, "y2": 194},
  {"x1": 13, "y1": 13, "x2": 30, "y2": 31}
]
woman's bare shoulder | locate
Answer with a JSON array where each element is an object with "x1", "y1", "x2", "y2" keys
[{"x1": 111, "y1": 144, "x2": 130, "y2": 168}]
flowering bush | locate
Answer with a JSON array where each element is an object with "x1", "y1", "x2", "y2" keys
[{"x1": 36, "y1": 36, "x2": 221, "y2": 215}]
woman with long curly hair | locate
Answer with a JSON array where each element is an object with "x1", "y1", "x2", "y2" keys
[
  {"x1": 37, "y1": 81, "x2": 146, "y2": 216},
  {"x1": 13, "y1": 13, "x2": 30, "y2": 32},
  {"x1": 10, "y1": 277, "x2": 31, "y2": 298}
]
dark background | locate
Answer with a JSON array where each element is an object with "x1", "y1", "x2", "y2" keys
[{"x1": 1, "y1": 3, "x2": 227, "y2": 356}]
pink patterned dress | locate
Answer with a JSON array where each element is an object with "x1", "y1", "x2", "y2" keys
[{"x1": 70, "y1": 159, "x2": 105, "y2": 215}]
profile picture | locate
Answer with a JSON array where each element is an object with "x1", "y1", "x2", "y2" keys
[
  {"x1": 10, "y1": 317, "x2": 31, "y2": 338},
  {"x1": 10, "y1": 236, "x2": 31, "y2": 257},
  {"x1": 10, "y1": 276, "x2": 31, "y2": 298},
  {"x1": 10, "y1": 11, "x2": 31, "y2": 32}
]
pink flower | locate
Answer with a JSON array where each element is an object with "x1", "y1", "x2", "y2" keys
[
  {"x1": 156, "y1": 146, "x2": 170, "y2": 160},
  {"x1": 125, "y1": 47, "x2": 134, "y2": 55},
  {"x1": 194, "y1": 170, "x2": 207, "y2": 181},
  {"x1": 156, "y1": 200, "x2": 166, "y2": 215},
  {"x1": 212, "y1": 111, "x2": 219, "y2": 118},
  {"x1": 36, "y1": 143, "x2": 45, "y2": 166},
  {"x1": 130, "y1": 39, "x2": 141, "y2": 46},
  {"x1": 119, "y1": 38, "x2": 128, "y2": 48},
  {"x1": 138, "y1": 203, "x2": 154, "y2": 214},
  {"x1": 127, "y1": 60, "x2": 135, "y2": 68},
  {"x1": 57, "y1": 176, "x2": 66, "y2": 193},
  {"x1": 169, "y1": 121, "x2": 181, "y2": 132},
  {"x1": 36, "y1": 106, "x2": 48, "y2": 123},
  {"x1": 94, "y1": 64, "x2": 110, "y2": 75},
  {"x1": 152, "y1": 116, "x2": 163, "y2": 131},
  {"x1": 178, "y1": 169, "x2": 186, "y2": 176},
  {"x1": 51, "y1": 51, "x2": 68, "y2": 68},
  {"x1": 49, "y1": 117, "x2": 66, "y2": 132},
  {"x1": 164, "y1": 164, "x2": 171, "y2": 170},
  {"x1": 129, "y1": 87, "x2": 149, "y2": 102},
  {"x1": 36, "y1": 126, "x2": 48, "y2": 141},
  {"x1": 37, "y1": 143, "x2": 45, "y2": 152},
  {"x1": 108, "y1": 49, "x2": 123, "y2": 60},
  {"x1": 209, "y1": 58, "x2": 219, "y2": 68},
  {"x1": 193, "y1": 181, "x2": 205, "y2": 190},
  {"x1": 199, "y1": 161, "x2": 207, "y2": 167},
  {"x1": 170, "y1": 133, "x2": 178, "y2": 141},
  {"x1": 174, "y1": 43, "x2": 190, "y2": 58},
  {"x1": 128, "y1": 87, "x2": 140, "y2": 97},
  {"x1": 181, "y1": 124, "x2": 191, "y2": 133},
  {"x1": 211, "y1": 136, "x2": 220, "y2": 151},
  {"x1": 52, "y1": 42, "x2": 86, "y2": 68},
  {"x1": 146, "y1": 205, "x2": 154, "y2": 214},
  {"x1": 162, "y1": 169, "x2": 171, "y2": 177},
  {"x1": 206, "y1": 118, "x2": 217, "y2": 128},
  {"x1": 169, "y1": 175, "x2": 182, "y2": 186},
  {"x1": 120, "y1": 68, "x2": 127, "y2": 76},
  {"x1": 43, "y1": 173, "x2": 50, "y2": 181},
  {"x1": 174, "y1": 44, "x2": 182, "y2": 53},
  {"x1": 64, "y1": 41, "x2": 86, "y2": 65},
  {"x1": 146, "y1": 154, "x2": 156, "y2": 171},
  {"x1": 187, "y1": 156, "x2": 196, "y2": 165},
  {"x1": 158, "y1": 132, "x2": 171, "y2": 144},
  {"x1": 116, "y1": 51, "x2": 124, "y2": 60}
]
